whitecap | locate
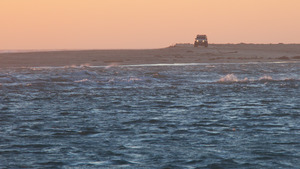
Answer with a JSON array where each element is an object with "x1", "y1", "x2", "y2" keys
[
  {"x1": 127, "y1": 77, "x2": 142, "y2": 82},
  {"x1": 74, "y1": 79, "x2": 90, "y2": 83},
  {"x1": 259, "y1": 75, "x2": 273, "y2": 81},
  {"x1": 218, "y1": 74, "x2": 239, "y2": 82},
  {"x1": 218, "y1": 74, "x2": 249, "y2": 83}
]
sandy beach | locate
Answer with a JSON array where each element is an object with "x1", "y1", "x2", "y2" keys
[{"x1": 1, "y1": 44, "x2": 300, "y2": 68}]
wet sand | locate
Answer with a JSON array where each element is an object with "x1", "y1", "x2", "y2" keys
[{"x1": 1, "y1": 44, "x2": 300, "y2": 68}]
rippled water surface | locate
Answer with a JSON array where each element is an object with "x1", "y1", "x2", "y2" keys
[{"x1": 0, "y1": 63, "x2": 299, "y2": 168}]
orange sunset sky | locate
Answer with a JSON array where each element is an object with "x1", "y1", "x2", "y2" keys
[{"x1": 1, "y1": 0, "x2": 299, "y2": 49}]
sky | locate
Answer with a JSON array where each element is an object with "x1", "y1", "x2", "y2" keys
[{"x1": 1, "y1": 0, "x2": 300, "y2": 49}]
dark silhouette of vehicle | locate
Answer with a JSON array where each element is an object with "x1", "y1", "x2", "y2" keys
[{"x1": 194, "y1": 35, "x2": 208, "y2": 47}]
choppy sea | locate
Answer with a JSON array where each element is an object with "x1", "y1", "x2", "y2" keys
[{"x1": 0, "y1": 62, "x2": 299, "y2": 168}]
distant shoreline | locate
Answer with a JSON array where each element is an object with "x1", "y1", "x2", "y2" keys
[
  {"x1": 1, "y1": 44, "x2": 300, "y2": 68},
  {"x1": 1, "y1": 43, "x2": 300, "y2": 53}
]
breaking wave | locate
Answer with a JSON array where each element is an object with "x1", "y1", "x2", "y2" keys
[
  {"x1": 218, "y1": 74, "x2": 298, "y2": 83},
  {"x1": 218, "y1": 74, "x2": 248, "y2": 82}
]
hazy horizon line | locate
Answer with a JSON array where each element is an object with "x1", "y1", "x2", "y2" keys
[{"x1": 1, "y1": 43, "x2": 300, "y2": 53}]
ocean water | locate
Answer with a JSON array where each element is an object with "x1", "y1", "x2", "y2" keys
[{"x1": 0, "y1": 62, "x2": 299, "y2": 168}]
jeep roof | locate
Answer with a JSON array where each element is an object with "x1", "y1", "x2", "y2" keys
[{"x1": 196, "y1": 35, "x2": 207, "y2": 39}]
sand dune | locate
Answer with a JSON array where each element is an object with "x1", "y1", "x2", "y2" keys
[{"x1": 1, "y1": 44, "x2": 300, "y2": 68}]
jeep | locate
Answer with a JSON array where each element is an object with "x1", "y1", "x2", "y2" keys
[{"x1": 194, "y1": 35, "x2": 208, "y2": 47}]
